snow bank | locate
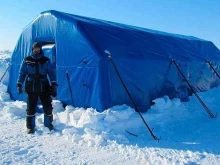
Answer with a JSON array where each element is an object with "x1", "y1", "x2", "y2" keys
[{"x1": 1, "y1": 51, "x2": 220, "y2": 164}]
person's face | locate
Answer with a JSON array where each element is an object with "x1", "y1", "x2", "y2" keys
[{"x1": 33, "y1": 47, "x2": 41, "y2": 54}]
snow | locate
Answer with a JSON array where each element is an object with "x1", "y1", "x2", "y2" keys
[{"x1": 1, "y1": 52, "x2": 220, "y2": 165}]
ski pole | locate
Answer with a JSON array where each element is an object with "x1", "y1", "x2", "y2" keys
[
  {"x1": 171, "y1": 58, "x2": 217, "y2": 118},
  {"x1": 0, "y1": 64, "x2": 10, "y2": 83},
  {"x1": 105, "y1": 50, "x2": 161, "y2": 141},
  {"x1": 66, "y1": 71, "x2": 75, "y2": 106}
]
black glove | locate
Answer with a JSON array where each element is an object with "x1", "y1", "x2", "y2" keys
[
  {"x1": 17, "y1": 84, "x2": 23, "y2": 94},
  {"x1": 51, "y1": 83, "x2": 58, "y2": 97}
]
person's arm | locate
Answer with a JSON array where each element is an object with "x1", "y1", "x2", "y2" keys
[{"x1": 17, "y1": 59, "x2": 27, "y2": 86}]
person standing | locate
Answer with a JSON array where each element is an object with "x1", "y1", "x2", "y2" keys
[{"x1": 16, "y1": 42, "x2": 57, "y2": 134}]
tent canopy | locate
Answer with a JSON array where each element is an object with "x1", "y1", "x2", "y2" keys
[{"x1": 8, "y1": 10, "x2": 220, "y2": 112}]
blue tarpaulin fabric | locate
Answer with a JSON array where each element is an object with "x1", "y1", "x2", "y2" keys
[{"x1": 8, "y1": 10, "x2": 220, "y2": 112}]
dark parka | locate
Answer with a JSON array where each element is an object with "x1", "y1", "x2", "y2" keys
[{"x1": 17, "y1": 53, "x2": 56, "y2": 93}]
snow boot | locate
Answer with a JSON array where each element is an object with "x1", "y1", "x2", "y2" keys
[
  {"x1": 26, "y1": 115, "x2": 35, "y2": 134},
  {"x1": 44, "y1": 114, "x2": 54, "y2": 131},
  {"x1": 27, "y1": 128, "x2": 35, "y2": 134}
]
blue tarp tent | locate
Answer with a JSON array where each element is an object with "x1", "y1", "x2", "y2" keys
[{"x1": 8, "y1": 10, "x2": 220, "y2": 112}]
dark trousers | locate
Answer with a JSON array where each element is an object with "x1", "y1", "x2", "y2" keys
[{"x1": 26, "y1": 93, "x2": 53, "y2": 129}]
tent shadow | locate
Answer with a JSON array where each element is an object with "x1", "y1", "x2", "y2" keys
[{"x1": 124, "y1": 134, "x2": 220, "y2": 155}]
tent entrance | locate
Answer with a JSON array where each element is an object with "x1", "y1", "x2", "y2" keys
[{"x1": 42, "y1": 43, "x2": 56, "y2": 82}]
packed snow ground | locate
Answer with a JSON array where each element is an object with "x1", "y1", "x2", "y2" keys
[{"x1": 0, "y1": 52, "x2": 220, "y2": 165}]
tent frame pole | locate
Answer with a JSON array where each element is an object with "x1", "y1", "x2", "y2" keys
[
  {"x1": 206, "y1": 60, "x2": 220, "y2": 80},
  {"x1": 0, "y1": 64, "x2": 10, "y2": 83},
  {"x1": 66, "y1": 71, "x2": 75, "y2": 106},
  {"x1": 107, "y1": 54, "x2": 161, "y2": 141},
  {"x1": 172, "y1": 59, "x2": 217, "y2": 118}
]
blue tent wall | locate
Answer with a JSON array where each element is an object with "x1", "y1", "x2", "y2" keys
[
  {"x1": 8, "y1": 11, "x2": 109, "y2": 111},
  {"x1": 8, "y1": 10, "x2": 220, "y2": 112},
  {"x1": 77, "y1": 20, "x2": 220, "y2": 111},
  {"x1": 54, "y1": 14, "x2": 108, "y2": 109}
]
